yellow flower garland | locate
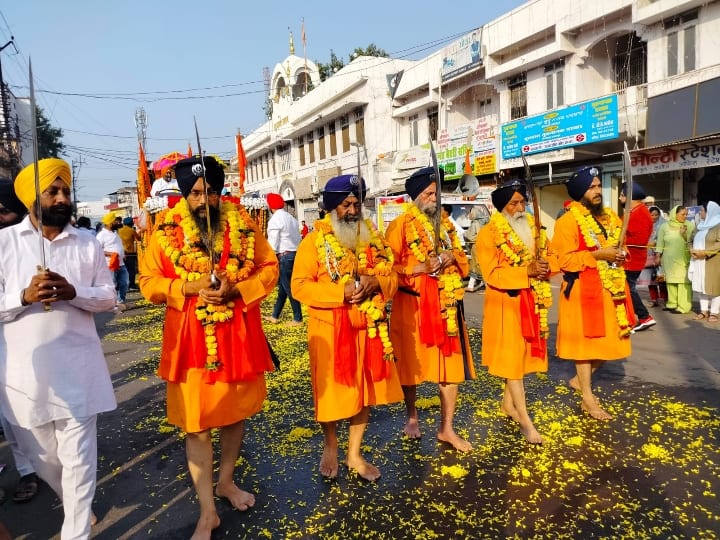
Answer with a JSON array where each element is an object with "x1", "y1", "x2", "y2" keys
[
  {"x1": 568, "y1": 202, "x2": 632, "y2": 337},
  {"x1": 155, "y1": 198, "x2": 257, "y2": 370},
  {"x1": 404, "y1": 204, "x2": 465, "y2": 336},
  {"x1": 314, "y1": 216, "x2": 395, "y2": 359},
  {"x1": 488, "y1": 212, "x2": 553, "y2": 338}
]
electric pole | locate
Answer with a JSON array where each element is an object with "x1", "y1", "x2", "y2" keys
[{"x1": 71, "y1": 155, "x2": 85, "y2": 218}]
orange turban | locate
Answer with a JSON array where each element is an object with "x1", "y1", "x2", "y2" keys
[{"x1": 14, "y1": 158, "x2": 72, "y2": 209}]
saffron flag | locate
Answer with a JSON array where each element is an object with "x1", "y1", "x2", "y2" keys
[
  {"x1": 236, "y1": 133, "x2": 248, "y2": 195},
  {"x1": 464, "y1": 147, "x2": 472, "y2": 175},
  {"x1": 187, "y1": 142, "x2": 193, "y2": 157},
  {"x1": 137, "y1": 143, "x2": 152, "y2": 205}
]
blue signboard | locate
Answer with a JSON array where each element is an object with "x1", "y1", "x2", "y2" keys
[{"x1": 501, "y1": 95, "x2": 619, "y2": 159}]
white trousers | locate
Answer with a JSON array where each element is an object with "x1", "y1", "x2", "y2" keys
[
  {"x1": 699, "y1": 293, "x2": 720, "y2": 315},
  {"x1": 0, "y1": 410, "x2": 35, "y2": 476},
  {"x1": 11, "y1": 416, "x2": 97, "y2": 540}
]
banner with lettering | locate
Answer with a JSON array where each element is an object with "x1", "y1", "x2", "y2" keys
[{"x1": 631, "y1": 138, "x2": 720, "y2": 175}]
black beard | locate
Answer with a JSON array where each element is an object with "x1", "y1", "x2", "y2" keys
[
  {"x1": 40, "y1": 204, "x2": 73, "y2": 228},
  {"x1": 192, "y1": 205, "x2": 221, "y2": 233},
  {"x1": 582, "y1": 198, "x2": 604, "y2": 217}
]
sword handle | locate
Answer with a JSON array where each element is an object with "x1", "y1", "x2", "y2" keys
[{"x1": 36, "y1": 265, "x2": 52, "y2": 312}]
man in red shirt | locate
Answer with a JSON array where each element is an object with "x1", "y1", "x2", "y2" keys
[{"x1": 621, "y1": 182, "x2": 655, "y2": 331}]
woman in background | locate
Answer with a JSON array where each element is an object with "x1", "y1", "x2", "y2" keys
[
  {"x1": 689, "y1": 201, "x2": 720, "y2": 322},
  {"x1": 646, "y1": 205, "x2": 668, "y2": 307},
  {"x1": 654, "y1": 205, "x2": 694, "y2": 314}
]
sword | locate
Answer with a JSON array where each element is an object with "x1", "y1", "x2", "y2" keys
[
  {"x1": 521, "y1": 153, "x2": 543, "y2": 259},
  {"x1": 193, "y1": 117, "x2": 218, "y2": 288},
  {"x1": 352, "y1": 143, "x2": 363, "y2": 288},
  {"x1": 429, "y1": 142, "x2": 442, "y2": 255},
  {"x1": 618, "y1": 141, "x2": 633, "y2": 250},
  {"x1": 28, "y1": 59, "x2": 51, "y2": 312}
]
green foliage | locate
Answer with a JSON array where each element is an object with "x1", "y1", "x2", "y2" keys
[
  {"x1": 36, "y1": 106, "x2": 64, "y2": 158},
  {"x1": 316, "y1": 44, "x2": 389, "y2": 82}
]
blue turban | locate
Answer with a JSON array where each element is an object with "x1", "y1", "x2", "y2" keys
[
  {"x1": 174, "y1": 156, "x2": 225, "y2": 198},
  {"x1": 621, "y1": 181, "x2": 646, "y2": 201},
  {"x1": 405, "y1": 166, "x2": 444, "y2": 200},
  {"x1": 322, "y1": 174, "x2": 366, "y2": 212},
  {"x1": 491, "y1": 179, "x2": 527, "y2": 211},
  {"x1": 566, "y1": 166, "x2": 601, "y2": 201}
]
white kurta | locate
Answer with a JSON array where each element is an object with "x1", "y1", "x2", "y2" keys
[{"x1": 0, "y1": 217, "x2": 117, "y2": 428}]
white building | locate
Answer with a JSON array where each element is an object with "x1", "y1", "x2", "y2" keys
[{"x1": 241, "y1": 0, "x2": 720, "y2": 228}]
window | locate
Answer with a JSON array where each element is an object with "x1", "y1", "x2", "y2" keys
[
  {"x1": 354, "y1": 107, "x2": 365, "y2": 146},
  {"x1": 341, "y1": 115, "x2": 350, "y2": 153},
  {"x1": 427, "y1": 109, "x2": 438, "y2": 142},
  {"x1": 307, "y1": 131, "x2": 315, "y2": 163},
  {"x1": 329, "y1": 122, "x2": 337, "y2": 156},
  {"x1": 508, "y1": 73, "x2": 527, "y2": 120},
  {"x1": 665, "y1": 10, "x2": 697, "y2": 77},
  {"x1": 409, "y1": 113, "x2": 419, "y2": 146},
  {"x1": 298, "y1": 136, "x2": 305, "y2": 167},
  {"x1": 317, "y1": 127, "x2": 326, "y2": 160},
  {"x1": 544, "y1": 59, "x2": 564, "y2": 110},
  {"x1": 612, "y1": 33, "x2": 647, "y2": 90}
]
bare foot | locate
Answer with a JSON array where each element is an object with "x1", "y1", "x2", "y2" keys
[
  {"x1": 501, "y1": 402, "x2": 520, "y2": 422},
  {"x1": 437, "y1": 430, "x2": 472, "y2": 452},
  {"x1": 190, "y1": 511, "x2": 220, "y2": 540},
  {"x1": 346, "y1": 456, "x2": 381, "y2": 482},
  {"x1": 567, "y1": 376, "x2": 581, "y2": 392},
  {"x1": 402, "y1": 418, "x2": 422, "y2": 439},
  {"x1": 91, "y1": 513, "x2": 97, "y2": 526},
  {"x1": 319, "y1": 445, "x2": 339, "y2": 478},
  {"x1": 581, "y1": 399, "x2": 613, "y2": 420},
  {"x1": 519, "y1": 422, "x2": 543, "y2": 444},
  {"x1": 215, "y1": 482, "x2": 255, "y2": 511},
  {"x1": 263, "y1": 315, "x2": 279, "y2": 324}
]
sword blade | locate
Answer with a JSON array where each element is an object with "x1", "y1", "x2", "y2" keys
[
  {"x1": 522, "y1": 153, "x2": 542, "y2": 258},
  {"x1": 193, "y1": 117, "x2": 216, "y2": 281},
  {"x1": 618, "y1": 141, "x2": 633, "y2": 247},
  {"x1": 429, "y1": 142, "x2": 442, "y2": 254},
  {"x1": 28, "y1": 59, "x2": 47, "y2": 270}
]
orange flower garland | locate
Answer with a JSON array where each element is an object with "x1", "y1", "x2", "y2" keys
[
  {"x1": 568, "y1": 201, "x2": 631, "y2": 337},
  {"x1": 155, "y1": 198, "x2": 257, "y2": 371},
  {"x1": 314, "y1": 216, "x2": 395, "y2": 359},
  {"x1": 404, "y1": 204, "x2": 465, "y2": 336},
  {"x1": 488, "y1": 212, "x2": 553, "y2": 338}
]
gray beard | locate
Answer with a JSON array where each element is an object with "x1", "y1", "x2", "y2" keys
[
  {"x1": 503, "y1": 210, "x2": 534, "y2": 253},
  {"x1": 416, "y1": 199, "x2": 438, "y2": 219},
  {"x1": 330, "y1": 212, "x2": 370, "y2": 250}
]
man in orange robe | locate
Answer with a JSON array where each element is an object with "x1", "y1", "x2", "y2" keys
[
  {"x1": 477, "y1": 180, "x2": 553, "y2": 444},
  {"x1": 139, "y1": 156, "x2": 278, "y2": 540},
  {"x1": 552, "y1": 166, "x2": 633, "y2": 421},
  {"x1": 291, "y1": 174, "x2": 403, "y2": 481},
  {"x1": 385, "y1": 167, "x2": 475, "y2": 452}
]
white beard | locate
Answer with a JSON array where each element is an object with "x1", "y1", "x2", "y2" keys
[
  {"x1": 503, "y1": 210, "x2": 535, "y2": 253},
  {"x1": 330, "y1": 211, "x2": 371, "y2": 250}
]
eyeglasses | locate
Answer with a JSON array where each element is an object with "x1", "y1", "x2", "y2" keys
[{"x1": 188, "y1": 189, "x2": 219, "y2": 198}]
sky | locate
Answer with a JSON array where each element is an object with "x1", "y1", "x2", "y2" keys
[{"x1": 0, "y1": 0, "x2": 526, "y2": 200}]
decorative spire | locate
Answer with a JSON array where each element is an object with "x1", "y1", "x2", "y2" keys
[{"x1": 289, "y1": 28, "x2": 295, "y2": 55}]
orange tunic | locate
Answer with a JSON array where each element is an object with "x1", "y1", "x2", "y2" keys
[
  {"x1": 385, "y1": 212, "x2": 476, "y2": 385},
  {"x1": 476, "y1": 224, "x2": 548, "y2": 379},
  {"x1": 290, "y1": 231, "x2": 403, "y2": 423},
  {"x1": 139, "y1": 206, "x2": 278, "y2": 433},
  {"x1": 551, "y1": 209, "x2": 632, "y2": 361}
]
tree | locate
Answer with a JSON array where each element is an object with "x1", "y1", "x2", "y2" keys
[
  {"x1": 36, "y1": 106, "x2": 64, "y2": 158},
  {"x1": 315, "y1": 44, "x2": 389, "y2": 82}
]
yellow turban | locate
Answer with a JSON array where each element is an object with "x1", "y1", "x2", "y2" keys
[
  {"x1": 14, "y1": 158, "x2": 72, "y2": 209},
  {"x1": 102, "y1": 212, "x2": 118, "y2": 226}
]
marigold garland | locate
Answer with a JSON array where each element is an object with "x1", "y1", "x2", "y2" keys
[
  {"x1": 314, "y1": 216, "x2": 395, "y2": 359},
  {"x1": 489, "y1": 212, "x2": 552, "y2": 338},
  {"x1": 568, "y1": 201, "x2": 632, "y2": 337},
  {"x1": 155, "y1": 198, "x2": 257, "y2": 371},
  {"x1": 404, "y1": 204, "x2": 465, "y2": 336}
]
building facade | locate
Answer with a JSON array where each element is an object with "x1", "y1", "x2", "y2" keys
[{"x1": 241, "y1": 0, "x2": 720, "y2": 229}]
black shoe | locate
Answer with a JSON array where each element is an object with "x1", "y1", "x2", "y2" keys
[{"x1": 662, "y1": 307, "x2": 675, "y2": 311}]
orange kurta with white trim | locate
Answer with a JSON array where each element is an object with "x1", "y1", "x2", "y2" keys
[
  {"x1": 290, "y1": 231, "x2": 403, "y2": 423},
  {"x1": 139, "y1": 207, "x2": 278, "y2": 433},
  {"x1": 384, "y1": 212, "x2": 476, "y2": 385},
  {"x1": 477, "y1": 223, "x2": 549, "y2": 379},
  {"x1": 551, "y1": 210, "x2": 632, "y2": 361}
]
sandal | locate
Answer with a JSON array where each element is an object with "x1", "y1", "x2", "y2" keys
[
  {"x1": 694, "y1": 312, "x2": 708, "y2": 320},
  {"x1": 709, "y1": 314, "x2": 719, "y2": 323},
  {"x1": 12, "y1": 473, "x2": 38, "y2": 504}
]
